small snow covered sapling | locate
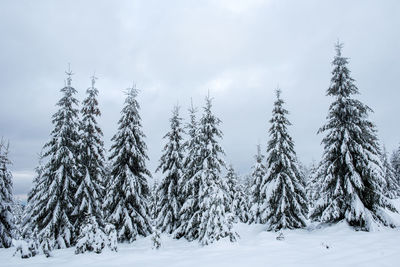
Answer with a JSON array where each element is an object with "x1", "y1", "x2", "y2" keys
[
  {"x1": 276, "y1": 231, "x2": 285, "y2": 241},
  {"x1": 321, "y1": 242, "x2": 331, "y2": 250},
  {"x1": 105, "y1": 223, "x2": 118, "y2": 252},
  {"x1": 152, "y1": 230, "x2": 161, "y2": 250},
  {"x1": 13, "y1": 239, "x2": 37, "y2": 259},
  {"x1": 40, "y1": 234, "x2": 53, "y2": 258},
  {"x1": 75, "y1": 216, "x2": 106, "y2": 254}
]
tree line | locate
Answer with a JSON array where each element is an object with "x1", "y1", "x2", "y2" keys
[{"x1": 1, "y1": 43, "x2": 399, "y2": 258}]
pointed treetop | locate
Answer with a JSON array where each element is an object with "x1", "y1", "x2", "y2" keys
[
  {"x1": 205, "y1": 90, "x2": 214, "y2": 109},
  {"x1": 189, "y1": 97, "x2": 198, "y2": 114},
  {"x1": 275, "y1": 86, "x2": 282, "y2": 100},
  {"x1": 90, "y1": 72, "x2": 98, "y2": 88},
  {"x1": 335, "y1": 40, "x2": 344, "y2": 57},
  {"x1": 173, "y1": 104, "x2": 180, "y2": 116},
  {"x1": 126, "y1": 82, "x2": 139, "y2": 98},
  {"x1": 257, "y1": 144, "x2": 261, "y2": 158},
  {"x1": 65, "y1": 63, "x2": 74, "y2": 87}
]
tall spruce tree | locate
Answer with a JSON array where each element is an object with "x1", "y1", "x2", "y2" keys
[
  {"x1": 27, "y1": 70, "x2": 80, "y2": 248},
  {"x1": 73, "y1": 75, "x2": 106, "y2": 249},
  {"x1": 0, "y1": 140, "x2": 14, "y2": 248},
  {"x1": 105, "y1": 84, "x2": 152, "y2": 242},
  {"x1": 175, "y1": 101, "x2": 201, "y2": 239},
  {"x1": 177, "y1": 95, "x2": 237, "y2": 245},
  {"x1": 249, "y1": 145, "x2": 267, "y2": 224},
  {"x1": 310, "y1": 43, "x2": 396, "y2": 230},
  {"x1": 181, "y1": 100, "x2": 201, "y2": 188},
  {"x1": 262, "y1": 89, "x2": 308, "y2": 231},
  {"x1": 155, "y1": 105, "x2": 185, "y2": 234},
  {"x1": 74, "y1": 75, "x2": 106, "y2": 231}
]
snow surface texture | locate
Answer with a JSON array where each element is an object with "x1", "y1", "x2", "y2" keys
[{"x1": 2, "y1": 201, "x2": 400, "y2": 267}]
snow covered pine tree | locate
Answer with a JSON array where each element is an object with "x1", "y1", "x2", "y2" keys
[
  {"x1": 391, "y1": 146, "x2": 400, "y2": 191},
  {"x1": 25, "y1": 69, "x2": 80, "y2": 249},
  {"x1": 177, "y1": 95, "x2": 237, "y2": 245},
  {"x1": 225, "y1": 165, "x2": 249, "y2": 223},
  {"x1": 305, "y1": 161, "x2": 319, "y2": 209},
  {"x1": 105, "y1": 84, "x2": 152, "y2": 242},
  {"x1": 74, "y1": 75, "x2": 110, "y2": 253},
  {"x1": 249, "y1": 145, "x2": 267, "y2": 224},
  {"x1": 0, "y1": 140, "x2": 14, "y2": 248},
  {"x1": 310, "y1": 43, "x2": 396, "y2": 230},
  {"x1": 155, "y1": 105, "x2": 185, "y2": 234},
  {"x1": 75, "y1": 216, "x2": 107, "y2": 254},
  {"x1": 262, "y1": 89, "x2": 308, "y2": 231},
  {"x1": 380, "y1": 146, "x2": 400, "y2": 199},
  {"x1": 175, "y1": 100, "x2": 201, "y2": 239},
  {"x1": 149, "y1": 180, "x2": 160, "y2": 221}
]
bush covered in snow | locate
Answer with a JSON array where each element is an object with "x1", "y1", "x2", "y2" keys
[{"x1": 75, "y1": 217, "x2": 117, "y2": 254}]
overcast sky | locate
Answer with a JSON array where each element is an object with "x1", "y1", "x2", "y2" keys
[{"x1": 1, "y1": 0, "x2": 399, "y2": 199}]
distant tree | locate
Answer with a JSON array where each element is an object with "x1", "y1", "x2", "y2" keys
[
  {"x1": 249, "y1": 145, "x2": 267, "y2": 224},
  {"x1": 262, "y1": 89, "x2": 308, "y2": 231},
  {"x1": 102, "y1": 160, "x2": 113, "y2": 219},
  {"x1": 105, "y1": 84, "x2": 152, "y2": 242},
  {"x1": 381, "y1": 146, "x2": 400, "y2": 199},
  {"x1": 0, "y1": 139, "x2": 14, "y2": 248},
  {"x1": 11, "y1": 199, "x2": 24, "y2": 239},
  {"x1": 155, "y1": 105, "x2": 185, "y2": 234},
  {"x1": 297, "y1": 160, "x2": 309, "y2": 189},
  {"x1": 26, "y1": 69, "x2": 80, "y2": 248},
  {"x1": 391, "y1": 146, "x2": 400, "y2": 189},
  {"x1": 225, "y1": 165, "x2": 249, "y2": 223},
  {"x1": 225, "y1": 165, "x2": 237, "y2": 215},
  {"x1": 149, "y1": 180, "x2": 159, "y2": 221},
  {"x1": 241, "y1": 173, "x2": 253, "y2": 222},
  {"x1": 310, "y1": 43, "x2": 396, "y2": 230},
  {"x1": 22, "y1": 151, "x2": 45, "y2": 239},
  {"x1": 305, "y1": 160, "x2": 319, "y2": 209},
  {"x1": 74, "y1": 75, "x2": 106, "y2": 234},
  {"x1": 241, "y1": 174, "x2": 253, "y2": 198}
]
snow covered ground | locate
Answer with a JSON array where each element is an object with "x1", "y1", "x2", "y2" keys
[{"x1": 2, "y1": 201, "x2": 400, "y2": 267}]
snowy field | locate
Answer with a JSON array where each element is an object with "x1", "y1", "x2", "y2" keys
[{"x1": 2, "y1": 201, "x2": 400, "y2": 267}]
